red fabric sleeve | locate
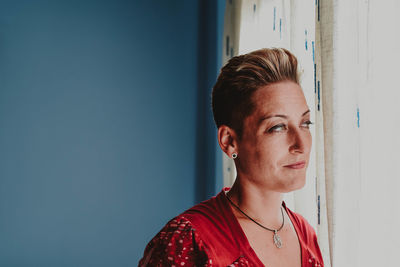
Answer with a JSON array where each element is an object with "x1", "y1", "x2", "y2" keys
[
  {"x1": 286, "y1": 209, "x2": 324, "y2": 266},
  {"x1": 139, "y1": 216, "x2": 210, "y2": 266}
]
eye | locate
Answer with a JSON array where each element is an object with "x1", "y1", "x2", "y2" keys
[
  {"x1": 268, "y1": 123, "x2": 287, "y2": 133},
  {"x1": 301, "y1": 120, "x2": 313, "y2": 129}
]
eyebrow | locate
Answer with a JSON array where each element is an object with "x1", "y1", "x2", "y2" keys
[{"x1": 259, "y1": 109, "x2": 310, "y2": 124}]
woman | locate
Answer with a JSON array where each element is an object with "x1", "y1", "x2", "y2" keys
[{"x1": 139, "y1": 48, "x2": 324, "y2": 266}]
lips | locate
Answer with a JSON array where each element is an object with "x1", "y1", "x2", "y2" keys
[{"x1": 284, "y1": 161, "x2": 306, "y2": 169}]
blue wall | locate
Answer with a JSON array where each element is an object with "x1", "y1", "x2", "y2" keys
[{"x1": 0, "y1": 0, "x2": 224, "y2": 265}]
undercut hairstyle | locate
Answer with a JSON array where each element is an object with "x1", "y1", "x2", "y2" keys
[{"x1": 211, "y1": 48, "x2": 300, "y2": 138}]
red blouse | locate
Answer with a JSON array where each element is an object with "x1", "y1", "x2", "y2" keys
[{"x1": 139, "y1": 188, "x2": 324, "y2": 266}]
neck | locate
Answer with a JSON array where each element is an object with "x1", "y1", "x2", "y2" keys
[{"x1": 227, "y1": 177, "x2": 284, "y2": 228}]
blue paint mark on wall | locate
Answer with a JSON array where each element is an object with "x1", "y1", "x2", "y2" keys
[
  {"x1": 230, "y1": 47, "x2": 234, "y2": 58},
  {"x1": 317, "y1": 81, "x2": 321, "y2": 111},
  {"x1": 318, "y1": 195, "x2": 321, "y2": 225},
  {"x1": 312, "y1": 41, "x2": 316, "y2": 94},
  {"x1": 318, "y1": 0, "x2": 320, "y2": 21},
  {"x1": 357, "y1": 107, "x2": 360, "y2": 128},
  {"x1": 273, "y1": 7, "x2": 276, "y2": 31},
  {"x1": 312, "y1": 41, "x2": 315, "y2": 63},
  {"x1": 253, "y1": 4, "x2": 256, "y2": 12},
  {"x1": 305, "y1": 30, "x2": 308, "y2": 50},
  {"x1": 279, "y1": 18, "x2": 282, "y2": 39},
  {"x1": 314, "y1": 64, "x2": 317, "y2": 94}
]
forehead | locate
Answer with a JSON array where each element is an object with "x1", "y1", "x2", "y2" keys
[{"x1": 250, "y1": 81, "x2": 308, "y2": 116}]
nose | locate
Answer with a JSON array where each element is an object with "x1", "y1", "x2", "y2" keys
[{"x1": 288, "y1": 127, "x2": 306, "y2": 154}]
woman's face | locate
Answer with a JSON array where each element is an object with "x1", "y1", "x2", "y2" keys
[{"x1": 235, "y1": 81, "x2": 312, "y2": 193}]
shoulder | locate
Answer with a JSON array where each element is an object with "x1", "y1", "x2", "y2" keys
[
  {"x1": 139, "y1": 215, "x2": 210, "y2": 266},
  {"x1": 139, "y1": 189, "x2": 241, "y2": 266},
  {"x1": 181, "y1": 193, "x2": 221, "y2": 226}
]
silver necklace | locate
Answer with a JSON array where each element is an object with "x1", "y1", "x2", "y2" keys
[{"x1": 226, "y1": 194, "x2": 285, "y2": 248}]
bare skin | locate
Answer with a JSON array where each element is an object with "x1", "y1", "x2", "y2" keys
[{"x1": 218, "y1": 81, "x2": 312, "y2": 266}]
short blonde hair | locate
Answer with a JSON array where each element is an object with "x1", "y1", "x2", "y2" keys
[{"x1": 211, "y1": 48, "x2": 299, "y2": 137}]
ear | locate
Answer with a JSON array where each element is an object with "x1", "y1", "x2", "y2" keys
[{"x1": 217, "y1": 125, "x2": 239, "y2": 159}]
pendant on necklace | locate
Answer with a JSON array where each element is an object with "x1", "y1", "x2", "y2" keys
[{"x1": 273, "y1": 230, "x2": 282, "y2": 248}]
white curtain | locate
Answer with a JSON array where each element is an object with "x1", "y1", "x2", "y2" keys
[
  {"x1": 223, "y1": 0, "x2": 400, "y2": 266},
  {"x1": 319, "y1": 0, "x2": 400, "y2": 266}
]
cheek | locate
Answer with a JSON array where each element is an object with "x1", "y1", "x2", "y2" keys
[
  {"x1": 258, "y1": 140, "x2": 286, "y2": 165},
  {"x1": 267, "y1": 137, "x2": 288, "y2": 153},
  {"x1": 305, "y1": 132, "x2": 312, "y2": 152}
]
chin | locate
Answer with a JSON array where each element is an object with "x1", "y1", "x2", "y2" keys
[{"x1": 279, "y1": 175, "x2": 306, "y2": 193}]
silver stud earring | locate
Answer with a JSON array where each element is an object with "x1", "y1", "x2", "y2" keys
[{"x1": 232, "y1": 153, "x2": 237, "y2": 159}]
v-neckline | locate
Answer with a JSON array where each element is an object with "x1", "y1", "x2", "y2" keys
[{"x1": 221, "y1": 188, "x2": 305, "y2": 267}]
